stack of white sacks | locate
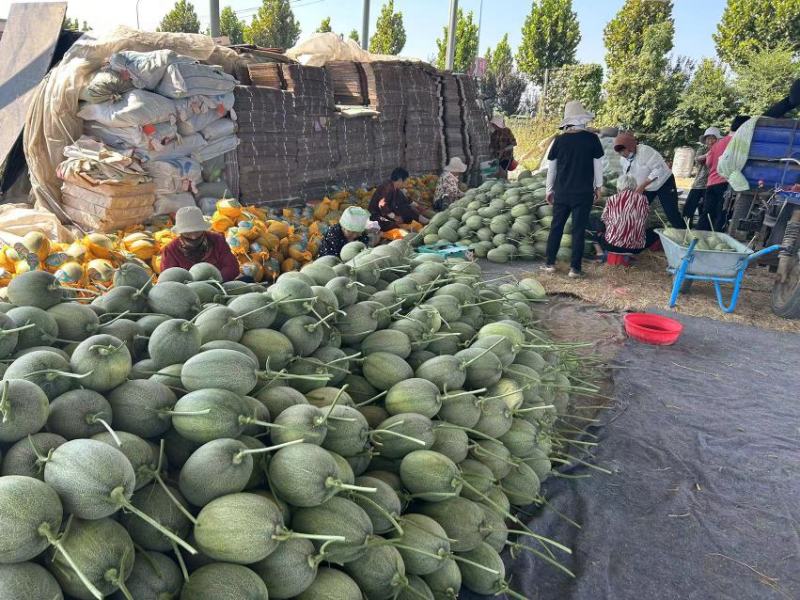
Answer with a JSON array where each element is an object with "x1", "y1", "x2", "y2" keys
[{"x1": 77, "y1": 49, "x2": 239, "y2": 216}]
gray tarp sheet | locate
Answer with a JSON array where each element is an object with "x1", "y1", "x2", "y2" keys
[{"x1": 467, "y1": 311, "x2": 800, "y2": 600}]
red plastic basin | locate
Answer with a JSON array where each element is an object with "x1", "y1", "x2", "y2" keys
[{"x1": 623, "y1": 313, "x2": 683, "y2": 345}]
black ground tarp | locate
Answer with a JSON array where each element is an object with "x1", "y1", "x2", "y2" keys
[{"x1": 465, "y1": 310, "x2": 800, "y2": 600}]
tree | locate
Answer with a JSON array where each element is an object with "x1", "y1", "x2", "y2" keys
[
  {"x1": 316, "y1": 17, "x2": 332, "y2": 33},
  {"x1": 517, "y1": 0, "x2": 581, "y2": 85},
  {"x1": 487, "y1": 34, "x2": 514, "y2": 80},
  {"x1": 481, "y1": 34, "x2": 525, "y2": 115},
  {"x1": 219, "y1": 6, "x2": 245, "y2": 44},
  {"x1": 369, "y1": 1, "x2": 406, "y2": 55},
  {"x1": 664, "y1": 59, "x2": 737, "y2": 149},
  {"x1": 435, "y1": 9, "x2": 479, "y2": 73},
  {"x1": 158, "y1": 0, "x2": 201, "y2": 34},
  {"x1": 543, "y1": 63, "x2": 604, "y2": 119},
  {"x1": 734, "y1": 45, "x2": 800, "y2": 116},
  {"x1": 601, "y1": 0, "x2": 688, "y2": 151},
  {"x1": 244, "y1": 0, "x2": 301, "y2": 49},
  {"x1": 62, "y1": 17, "x2": 79, "y2": 30},
  {"x1": 349, "y1": 29, "x2": 360, "y2": 43},
  {"x1": 714, "y1": 0, "x2": 800, "y2": 67}
]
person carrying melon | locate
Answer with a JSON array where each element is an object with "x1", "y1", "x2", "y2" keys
[
  {"x1": 318, "y1": 207, "x2": 372, "y2": 257},
  {"x1": 160, "y1": 206, "x2": 240, "y2": 281},
  {"x1": 369, "y1": 167, "x2": 429, "y2": 231},
  {"x1": 541, "y1": 101, "x2": 604, "y2": 278},
  {"x1": 433, "y1": 157, "x2": 468, "y2": 211}
]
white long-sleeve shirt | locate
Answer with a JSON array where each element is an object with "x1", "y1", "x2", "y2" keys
[{"x1": 618, "y1": 144, "x2": 672, "y2": 192}]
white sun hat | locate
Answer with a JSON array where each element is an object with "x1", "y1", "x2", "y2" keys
[
  {"x1": 560, "y1": 100, "x2": 595, "y2": 129},
  {"x1": 444, "y1": 157, "x2": 468, "y2": 173},
  {"x1": 489, "y1": 115, "x2": 506, "y2": 128},
  {"x1": 172, "y1": 206, "x2": 211, "y2": 234},
  {"x1": 699, "y1": 127, "x2": 722, "y2": 143},
  {"x1": 339, "y1": 206, "x2": 370, "y2": 233}
]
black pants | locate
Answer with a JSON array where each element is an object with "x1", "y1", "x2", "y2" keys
[
  {"x1": 545, "y1": 197, "x2": 591, "y2": 271},
  {"x1": 645, "y1": 175, "x2": 684, "y2": 229},
  {"x1": 696, "y1": 183, "x2": 727, "y2": 231},
  {"x1": 682, "y1": 187, "x2": 705, "y2": 227},
  {"x1": 586, "y1": 214, "x2": 659, "y2": 254}
]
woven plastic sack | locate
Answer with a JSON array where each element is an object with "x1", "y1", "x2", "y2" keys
[
  {"x1": 201, "y1": 118, "x2": 236, "y2": 141},
  {"x1": 192, "y1": 135, "x2": 239, "y2": 163},
  {"x1": 143, "y1": 133, "x2": 206, "y2": 161},
  {"x1": 174, "y1": 93, "x2": 234, "y2": 120},
  {"x1": 84, "y1": 121, "x2": 178, "y2": 150},
  {"x1": 156, "y1": 62, "x2": 237, "y2": 99},
  {"x1": 154, "y1": 192, "x2": 196, "y2": 215},
  {"x1": 177, "y1": 110, "x2": 224, "y2": 136},
  {"x1": 80, "y1": 68, "x2": 135, "y2": 104},
  {"x1": 145, "y1": 157, "x2": 202, "y2": 196},
  {"x1": 77, "y1": 89, "x2": 177, "y2": 128},
  {"x1": 108, "y1": 49, "x2": 186, "y2": 90}
]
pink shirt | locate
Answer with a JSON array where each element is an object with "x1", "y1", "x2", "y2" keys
[{"x1": 706, "y1": 134, "x2": 732, "y2": 187}]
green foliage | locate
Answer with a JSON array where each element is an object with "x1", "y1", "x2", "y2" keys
[
  {"x1": 435, "y1": 9, "x2": 479, "y2": 73},
  {"x1": 733, "y1": 45, "x2": 800, "y2": 116},
  {"x1": 63, "y1": 17, "x2": 89, "y2": 31},
  {"x1": 664, "y1": 59, "x2": 737, "y2": 148},
  {"x1": 601, "y1": 0, "x2": 688, "y2": 152},
  {"x1": 486, "y1": 34, "x2": 514, "y2": 80},
  {"x1": 158, "y1": 0, "x2": 201, "y2": 34},
  {"x1": 369, "y1": 1, "x2": 406, "y2": 55},
  {"x1": 714, "y1": 0, "x2": 800, "y2": 67},
  {"x1": 603, "y1": 0, "x2": 673, "y2": 72},
  {"x1": 244, "y1": 0, "x2": 301, "y2": 49},
  {"x1": 219, "y1": 6, "x2": 245, "y2": 44},
  {"x1": 349, "y1": 29, "x2": 360, "y2": 43},
  {"x1": 543, "y1": 63, "x2": 603, "y2": 119},
  {"x1": 516, "y1": 0, "x2": 581, "y2": 84},
  {"x1": 316, "y1": 17, "x2": 332, "y2": 34}
]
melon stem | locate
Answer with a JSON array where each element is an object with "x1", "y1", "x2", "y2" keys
[
  {"x1": 320, "y1": 386, "x2": 347, "y2": 423},
  {"x1": 540, "y1": 497, "x2": 582, "y2": 530},
  {"x1": 170, "y1": 541, "x2": 190, "y2": 582},
  {"x1": 98, "y1": 310, "x2": 131, "y2": 326},
  {"x1": 240, "y1": 417, "x2": 290, "y2": 430},
  {"x1": 165, "y1": 409, "x2": 212, "y2": 417},
  {"x1": 370, "y1": 427, "x2": 427, "y2": 447},
  {"x1": 515, "y1": 404, "x2": 556, "y2": 413},
  {"x1": 278, "y1": 531, "x2": 347, "y2": 543},
  {"x1": 39, "y1": 522, "x2": 105, "y2": 600},
  {"x1": 349, "y1": 492, "x2": 404, "y2": 535},
  {"x1": 0, "y1": 322, "x2": 37, "y2": 336},
  {"x1": 354, "y1": 390, "x2": 387, "y2": 407},
  {"x1": 91, "y1": 415, "x2": 121, "y2": 446},
  {"x1": 505, "y1": 529, "x2": 571, "y2": 554},
  {"x1": 552, "y1": 452, "x2": 612, "y2": 475},
  {"x1": 459, "y1": 338, "x2": 505, "y2": 368},
  {"x1": 459, "y1": 479, "x2": 522, "y2": 525},
  {"x1": 0, "y1": 380, "x2": 8, "y2": 423},
  {"x1": 228, "y1": 298, "x2": 277, "y2": 322},
  {"x1": 440, "y1": 388, "x2": 486, "y2": 400},
  {"x1": 335, "y1": 481, "x2": 377, "y2": 494},
  {"x1": 107, "y1": 567, "x2": 134, "y2": 600},
  {"x1": 507, "y1": 541, "x2": 575, "y2": 578},
  {"x1": 437, "y1": 423, "x2": 501, "y2": 444},
  {"x1": 109, "y1": 487, "x2": 198, "y2": 555},
  {"x1": 153, "y1": 472, "x2": 197, "y2": 525},
  {"x1": 22, "y1": 368, "x2": 94, "y2": 380},
  {"x1": 234, "y1": 439, "x2": 303, "y2": 462}
]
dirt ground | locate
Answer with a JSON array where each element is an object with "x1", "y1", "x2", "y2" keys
[{"x1": 481, "y1": 254, "x2": 800, "y2": 334}]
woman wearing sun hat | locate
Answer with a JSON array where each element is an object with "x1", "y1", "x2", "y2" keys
[
  {"x1": 318, "y1": 206, "x2": 372, "y2": 257},
  {"x1": 161, "y1": 205, "x2": 240, "y2": 281},
  {"x1": 682, "y1": 126, "x2": 722, "y2": 227},
  {"x1": 433, "y1": 157, "x2": 468, "y2": 211},
  {"x1": 541, "y1": 100, "x2": 604, "y2": 278}
]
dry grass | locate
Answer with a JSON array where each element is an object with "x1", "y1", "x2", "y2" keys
[
  {"x1": 519, "y1": 252, "x2": 800, "y2": 334},
  {"x1": 507, "y1": 116, "x2": 560, "y2": 172}
]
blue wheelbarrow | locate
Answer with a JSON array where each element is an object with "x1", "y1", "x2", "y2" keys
[{"x1": 656, "y1": 229, "x2": 782, "y2": 313}]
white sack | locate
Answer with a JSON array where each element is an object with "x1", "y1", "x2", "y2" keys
[
  {"x1": 156, "y1": 62, "x2": 237, "y2": 99},
  {"x1": 77, "y1": 89, "x2": 177, "y2": 128},
  {"x1": 201, "y1": 118, "x2": 236, "y2": 141},
  {"x1": 108, "y1": 49, "x2": 188, "y2": 90},
  {"x1": 145, "y1": 157, "x2": 202, "y2": 196},
  {"x1": 154, "y1": 192, "x2": 196, "y2": 215}
]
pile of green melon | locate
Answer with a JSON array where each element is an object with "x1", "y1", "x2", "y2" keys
[
  {"x1": 659, "y1": 228, "x2": 740, "y2": 252},
  {"x1": 418, "y1": 170, "x2": 616, "y2": 264},
  {"x1": 0, "y1": 240, "x2": 596, "y2": 600}
]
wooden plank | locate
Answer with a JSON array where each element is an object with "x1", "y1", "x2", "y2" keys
[{"x1": 0, "y1": 2, "x2": 67, "y2": 167}]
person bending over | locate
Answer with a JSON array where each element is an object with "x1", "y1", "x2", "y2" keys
[{"x1": 318, "y1": 206, "x2": 371, "y2": 257}]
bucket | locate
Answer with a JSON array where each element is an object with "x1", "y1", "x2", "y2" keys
[{"x1": 672, "y1": 147, "x2": 696, "y2": 179}]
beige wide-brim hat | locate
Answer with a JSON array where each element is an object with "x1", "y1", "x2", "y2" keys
[
  {"x1": 560, "y1": 100, "x2": 594, "y2": 129},
  {"x1": 444, "y1": 157, "x2": 468, "y2": 173},
  {"x1": 489, "y1": 115, "x2": 505, "y2": 128},
  {"x1": 699, "y1": 127, "x2": 722, "y2": 143},
  {"x1": 172, "y1": 206, "x2": 211, "y2": 234}
]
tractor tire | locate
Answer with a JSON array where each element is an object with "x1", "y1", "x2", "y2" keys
[
  {"x1": 771, "y1": 256, "x2": 800, "y2": 318},
  {"x1": 727, "y1": 193, "x2": 753, "y2": 239}
]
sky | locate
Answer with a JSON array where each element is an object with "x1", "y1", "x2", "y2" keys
[{"x1": 0, "y1": 0, "x2": 728, "y2": 65}]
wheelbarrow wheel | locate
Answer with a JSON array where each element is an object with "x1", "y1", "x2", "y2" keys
[{"x1": 771, "y1": 256, "x2": 800, "y2": 318}]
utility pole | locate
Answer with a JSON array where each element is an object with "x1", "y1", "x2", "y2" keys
[
  {"x1": 445, "y1": 0, "x2": 458, "y2": 71},
  {"x1": 209, "y1": 0, "x2": 220, "y2": 37},
  {"x1": 361, "y1": 0, "x2": 370, "y2": 51},
  {"x1": 476, "y1": 0, "x2": 483, "y2": 55}
]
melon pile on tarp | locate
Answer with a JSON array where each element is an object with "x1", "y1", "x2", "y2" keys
[{"x1": 0, "y1": 242, "x2": 598, "y2": 599}]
